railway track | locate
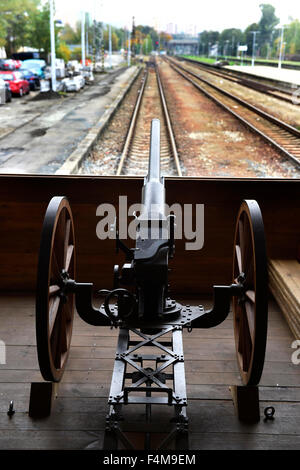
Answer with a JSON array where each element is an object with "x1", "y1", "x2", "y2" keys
[
  {"x1": 179, "y1": 57, "x2": 299, "y2": 106},
  {"x1": 165, "y1": 57, "x2": 300, "y2": 169},
  {"x1": 116, "y1": 63, "x2": 182, "y2": 176}
]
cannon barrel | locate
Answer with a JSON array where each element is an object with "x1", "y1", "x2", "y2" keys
[
  {"x1": 134, "y1": 119, "x2": 170, "y2": 318},
  {"x1": 140, "y1": 119, "x2": 166, "y2": 222}
]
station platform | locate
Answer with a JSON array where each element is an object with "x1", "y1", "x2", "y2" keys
[{"x1": 226, "y1": 65, "x2": 300, "y2": 86}]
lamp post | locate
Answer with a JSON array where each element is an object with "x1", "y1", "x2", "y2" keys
[
  {"x1": 108, "y1": 24, "x2": 112, "y2": 68},
  {"x1": 224, "y1": 40, "x2": 229, "y2": 59},
  {"x1": 81, "y1": 10, "x2": 86, "y2": 67},
  {"x1": 251, "y1": 31, "x2": 259, "y2": 67},
  {"x1": 278, "y1": 26, "x2": 284, "y2": 69},
  {"x1": 128, "y1": 30, "x2": 131, "y2": 66},
  {"x1": 282, "y1": 41, "x2": 286, "y2": 63},
  {"x1": 50, "y1": 0, "x2": 56, "y2": 91}
]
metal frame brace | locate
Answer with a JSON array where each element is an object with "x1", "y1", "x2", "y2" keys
[{"x1": 104, "y1": 326, "x2": 189, "y2": 450}]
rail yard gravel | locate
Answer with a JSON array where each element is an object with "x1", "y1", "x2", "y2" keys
[
  {"x1": 158, "y1": 60, "x2": 300, "y2": 178},
  {"x1": 178, "y1": 58, "x2": 300, "y2": 129}
]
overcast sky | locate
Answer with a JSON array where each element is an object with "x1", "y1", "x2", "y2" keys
[{"x1": 54, "y1": 0, "x2": 300, "y2": 31}]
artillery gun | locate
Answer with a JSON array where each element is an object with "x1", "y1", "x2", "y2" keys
[{"x1": 34, "y1": 119, "x2": 268, "y2": 449}]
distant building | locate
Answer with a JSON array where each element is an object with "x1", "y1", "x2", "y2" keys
[{"x1": 167, "y1": 35, "x2": 199, "y2": 55}]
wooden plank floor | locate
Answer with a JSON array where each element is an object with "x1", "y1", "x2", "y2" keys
[{"x1": 0, "y1": 294, "x2": 299, "y2": 450}]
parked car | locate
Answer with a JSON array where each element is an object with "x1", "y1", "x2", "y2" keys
[
  {"x1": 61, "y1": 74, "x2": 85, "y2": 92},
  {"x1": 21, "y1": 59, "x2": 46, "y2": 78},
  {"x1": 0, "y1": 59, "x2": 15, "y2": 70},
  {"x1": 0, "y1": 78, "x2": 12, "y2": 103},
  {"x1": 0, "y1": 71, "x2": 30, "y2": 96},
  {"x1": 19, "y1": 67, "x2": 40, "y2": 90}
]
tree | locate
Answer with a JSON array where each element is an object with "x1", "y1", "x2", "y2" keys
[
  {"x1": 56, "y1": 41, "x2": 71, "y2": 62},
  {"x1": 219, "y1": 28, "x2": 243, "y2": 56},
  {"x1": 258, "y1": 3, "x2": 279, "y2": 47},
  {"x1": 198, "y1": 30, "x2": 220, "y2": 56},
  {"x1": 59, "y1": 23, "x2": 77, "y2": 44},
  {"x1": 244, "y1": 23, "x2": 260, "y2": 55},
  {"x1": 103, "y1": 28, "x2": 119, "y2": 51},
  {"x1": 284, "y1": 19, "x2": 300, "y2": 56},
  {"x1": 159, "y1": 32, "x2": 172, "y2": 51},
  {"x1": 27, "y1": 1, "x2": 53, "y2": 59},
  {"x1": 142, "y1": 34, "x2": 153, "y2": 55},
  {"x1": 0, "y1": 0, "x2": 39, "y2": 55},
  {"x1": 137, "y1": 25, "x2": 158, "y2": 49},
  {"x1": 70, "y1": 47, "x2": 82, "y2": 61}
]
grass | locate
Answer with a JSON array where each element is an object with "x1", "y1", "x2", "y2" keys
[
  {"x1": 184, "y1": 56, "x2": 236, "y2": 66},
  {"x1": 183, "y1": 55, "x2": 300, "y2": 67}
]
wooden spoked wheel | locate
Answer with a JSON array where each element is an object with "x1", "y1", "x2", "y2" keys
[
  {"x1": 36, "y1": 197, "x2": 76, "y2": 382},
  {"x1": 233, "y1": 200, "x2": 268, "y2": 386}
]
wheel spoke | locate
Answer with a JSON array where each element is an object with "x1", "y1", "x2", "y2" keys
[
  {"x1": 51, "y1": 315, "x2": 62, "y2": 369},
  {"x1": 60, "y1": 308, "x2": 68, "y2": 354},
  {"x1": 245, "y1": 257, "x2": 254, "y2": 288},
  {"x1": 235, "y1": 244, "x2": 242, "y2": 273},
  {"x1": 51, "y1": 250, "x2": 61, "y2": 281},
  {"x1": 49, "y1": 284, "x2": 60, "y2": 296},
  {"x1": 237, "y1": 303, "x2": 252, "y2": 372},
  {"x1": 241, "y1": 217, "x2": 252, "y2": 274},
  {"x1": 237, "y1": 305, "x2": 244, "y2": 353},
  {"x1": 49, "y1": 295, "x2": 60, "y2": 336},
  {"x1": 240, "y1": 305, "x2": 252, "y2": 371},
  {"x1": 54, "y1": 210, "x2": 66, "y2": 270},
  {"x1": 245, "y1": 300, "x2": 255, "y2": 344},
  {"x1": 64, "y1": 219, "x2": 71, "y2": 268},
  {"x1": 238, "y1": 317, "x2": 243, "y2": 354},
  {"x1": 65, "y1": 244, "x2": 74, "y2": 272},
  {"x1": 238, "y1": 219, "x2": 245, "y2": 270},
  {"x1": 64, "y1": 298, "x2": 73, "y2": 322},
  {"x1": 245, "y1": 289, "x2": 255, "y2": 303}
]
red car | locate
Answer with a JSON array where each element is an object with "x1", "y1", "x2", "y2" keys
[{"x1": 0, "y1": 71, "x2": 30, "y2": 96}]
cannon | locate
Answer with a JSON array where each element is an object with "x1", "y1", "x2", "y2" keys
[{"x1": 34, "y1": 119, "x2": 268, "y2": 449}]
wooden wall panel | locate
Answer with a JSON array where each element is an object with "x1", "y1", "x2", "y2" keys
[{"x1": 0, "y1": 175, "x2": 299, "y2": 293}]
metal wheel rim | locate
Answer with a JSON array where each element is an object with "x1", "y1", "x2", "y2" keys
[
  {"x1": 36, "y1": 196, "x2": 76, "y2": 382},
  {"x1": 233, "y1": 200, "x2": 268, "y2": 386}
]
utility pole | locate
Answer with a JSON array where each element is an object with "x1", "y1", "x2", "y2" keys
[
  {"x1": 251, "y1": 31, "x2": 259, "y2": 67},
  {"x1": 81, "y1": 10, "x2": 86, "y2": 67},
  {"x1": 198, "y1": 33, "x2": 201, "y2": 56},
  {"x1": 50, "y1": 0, "x2": 56, "y2": 92},
  {"x1": 208, "y1": 42, "x2": 211, "y2": 57},
  {"x1": 278, "y1": 26, "x2": 284, "y2": 69},
  {"x1": 128, "y1": 30, "x2": 131, "y2": 67},
  {"x1": 86, "y1": 14, "x2": 89, "y2": 59},
  {"x1": 108, "y1": 24, "x2": 112, "y2": 68},
  {"x1": 282, "y1": 41, "x2": 286, "y2": 62}
]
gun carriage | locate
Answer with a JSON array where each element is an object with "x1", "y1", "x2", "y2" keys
[{"x1": 34, "y1": 119, "x2": 268, "y2": 449}]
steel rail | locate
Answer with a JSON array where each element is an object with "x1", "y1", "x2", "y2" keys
[
  {"x1": 166, "y1": 57, "x2": 300, "y2": 169},
  {"x1": 156, "y1": 64, "x2": 182, "y2": 176},
  {"x1": 117, "y1": 62, "x2": 181, "y2": 177},
  {"x1": 180, "y1": 56, "x2": 299, "y2": 104},
  {"x1": 116, "y1": 69, "x2": 148, "y2": 176}
]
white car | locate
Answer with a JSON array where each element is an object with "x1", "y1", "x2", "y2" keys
[{"x1": 61, "y1": 74, "x2": 85, "y2": 92}]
